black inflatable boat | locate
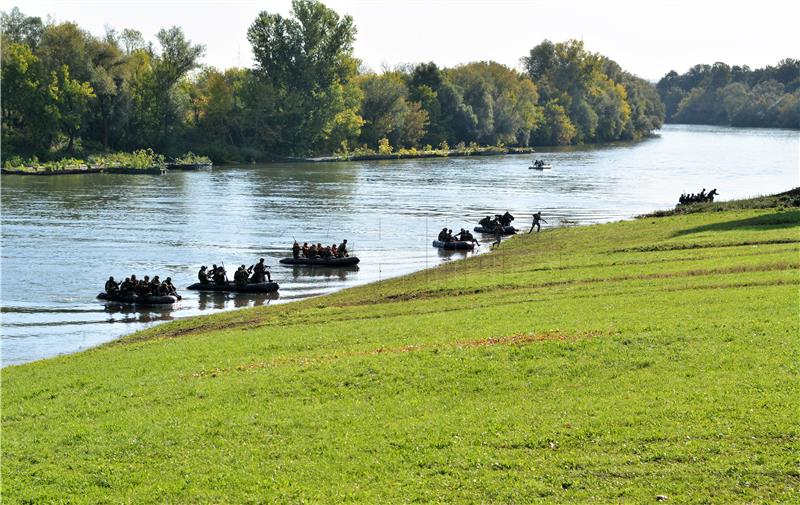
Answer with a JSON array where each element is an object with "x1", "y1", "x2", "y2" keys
[
  {"x1": 473, "y1": 225, "x2": 516, "y2": 234},
  {"x1": 279, "y1": 256, "x2": 360, "y2": 267},
  {"x1": 432, "y1": 240, "x2": 475, "y2": 250},
  {"x1": 186, "y1": 281, "x2": 280, "y2": 293},
  {"x1": 97, "y1": 292, "x2": 179, "y2": 305}
]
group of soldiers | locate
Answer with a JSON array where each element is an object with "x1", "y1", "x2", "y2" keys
[
  {"x1": 198, "y1": 258, "x2": 272, "y2": 286},
  {"x1": 679, "y1": 188, "x2": 719, "y2": 205},
  {"x1": 292, "y1": 239, "x2": 349, "y2": 259},
  {"x1": 438, "y1": 228, "x2": 480, "y2": 244},
  {"x1": 479, "y1": 211, "x2": 515, "y2": 230},
  {"x1": 104, "y1": 274, "x2": 181, "y2": 299}
]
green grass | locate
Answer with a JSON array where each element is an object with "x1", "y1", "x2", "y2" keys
[{"x1": 3, "y1": 197, "x2": 799, "y2": 503}]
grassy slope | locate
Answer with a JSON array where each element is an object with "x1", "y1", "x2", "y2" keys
[{"x1": 3, "y1": 204, "x2": 799, "y2": 503}]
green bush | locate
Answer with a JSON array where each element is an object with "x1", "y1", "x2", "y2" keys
[
  {"x1": 174, "y1": 152, "x2": 212, "y2": 165},
  {"x1": 89, "y1": 149, "x2": 166, "y2": 170}
]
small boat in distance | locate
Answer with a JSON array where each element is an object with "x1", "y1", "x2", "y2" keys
[{"x1": 529, "y1": 159, "x2": 552, "y2": 170}]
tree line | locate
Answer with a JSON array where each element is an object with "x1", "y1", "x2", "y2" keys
[
  {"x1": 657, "y1": 60, "x2": 800, "y2": 128},
  {"x1": 1, "y1": 1, "x2": 665, "y2": 164}
]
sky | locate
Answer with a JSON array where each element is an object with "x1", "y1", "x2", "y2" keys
[{"x1": 5, "y1": 0, "x2": 799, "y2": 80}]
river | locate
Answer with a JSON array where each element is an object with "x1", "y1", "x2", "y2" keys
[{"x1": 1, "y1": 124, "x2": 798, "y2": 365}]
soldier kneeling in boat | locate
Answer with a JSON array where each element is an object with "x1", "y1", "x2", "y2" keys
[
  {"x1": 234, "y1": 265, "x2": 250, "y2": 286},
  {"x1": 105, "y1": 276, "x2": 119, "y2": 295},
  {"x1": 119, "y1": 277, "x2": 134, "y2": 294},
  {"x1": 212, "y1": 265, "x2": 226, "y2": 284},
  {"x1": 251, "y1": 258, "x2": 271, "y2": 282},
  {"x1": 455, "y1": 228, "x2": 479, "y2": 246},
  {"x1": 292, "y1": 241, "x2": 301, "y2": 259},
  {"x1": 338, "y1": 239, "x2": 349, "y2": 257},
  {"x1": 198, "y1": 265, "x2": 211, "y2": 284},
  {"x1": 438, "y1": 228, "x2": 449, "y2": 241},
  {"x1": 162, "y1": 277, "x2": 181, "y2": 299}
]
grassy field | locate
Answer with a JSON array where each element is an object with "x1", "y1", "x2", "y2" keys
[{"x1": 2, "y1": 196, "x2": 799, "y2": 503}]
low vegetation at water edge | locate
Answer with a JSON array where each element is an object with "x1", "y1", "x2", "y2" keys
[
  {"x1": 1, "y1": 149, "x2": 212, "y2": 173},
  {"x1": 2, "y1": 192, "x2": 799, "y2": 502}
]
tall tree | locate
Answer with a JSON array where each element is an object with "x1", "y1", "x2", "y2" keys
[{"x1": 247, "y1": 0, "x2": 359, "y2": 154}]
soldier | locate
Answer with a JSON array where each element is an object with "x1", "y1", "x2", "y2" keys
[
  {"x1": 292, "y1": 241, "x2": 301, "y2": 259},
  {"x1": 104, "y1": 276, "x2": 119, "y2": 294},
  {"x1": 307, "y1": 243, "x2": 318, "y2": 259},
  {"x1": 252, "y1": 258, "x2": 270, "y2": 282},
  {"x1": 500, "y1": 211, "x2": 514, "y2": 227},
  {"x1": 119, "y1": 277, "x2": 132, "y2": 293},
  {"x1": 150, "y1": 275, "x2": 161, "y2": 294},
  {"x1": 198, "y1": 265, "x2": 210, "y2": 284},
  {"x1": 528, "y1": 212, "x2": 547, "y2": 233},
  {"x1": 139, "y1": 275, "x2": 151, "y2": 295},
  {"x1": 438, "y1": 228, "x2": 449, "y2": 241},
  {"x1": 234, "y1": 266, "x2": 248, "y2": 286},
  {"x1": 456, "y1": 228, "x2": 480, "y2": 246},
  {"x1": 212, "y1": 265, "x2": 226, "y2": 284},
  {"x1": 339, "y1": 239, "x2": 349, "y2": 257},
  {"x1": 163, "y1": 277, "x2": 180, "y2": 299},
  {"x1": 492, "y1": 223, "x2": 504, "y2": 247}
]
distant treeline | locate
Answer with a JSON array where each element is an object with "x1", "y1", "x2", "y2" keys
[
  {"x1": 657, "y1": 60, "x2": 800, "y2": 128},
  {"x1": 1, "y1": 1, "x2": 664, "y2": 163}
]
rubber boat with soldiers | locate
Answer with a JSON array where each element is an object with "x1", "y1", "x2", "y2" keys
[
  {"x1": 281, "y1": 239, "x2": 359, "y2": 267},
  {"x1": 474, "y1": 213, "x2": 516, "y2": 235},
  {"x1": 529, "y1": 159, "x2": 552, "y2": 170},
  {"x1": 433, "y1": 227, "x2": 480, "y2": 250},
  {"x1": 97, "y1": 274, "x2": 181, "y2": 306},
  {"x1": 188, "y1": 261, "x2": 279, "y2": 293}
]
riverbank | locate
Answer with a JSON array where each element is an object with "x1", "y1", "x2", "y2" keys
[
  {"x1": 3, "y1": 193, "x2": 799, "y2": 502},
  {"x1": 1, "y1": 150, "x2": 212, "y2": 176}
]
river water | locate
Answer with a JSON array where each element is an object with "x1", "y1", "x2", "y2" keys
[{"x1": 1, "y1": 125, "x2": 798, "y2": 365}]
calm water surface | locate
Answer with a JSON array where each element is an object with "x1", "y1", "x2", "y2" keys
[{"x1": 2, "y1": 124, "x2": 798, "y2": 365}]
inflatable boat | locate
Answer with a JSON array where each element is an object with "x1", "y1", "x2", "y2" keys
[
  {"x1": 432, "y1": 240, "x2": 475, "y2": 250},
  {"x1": 97, "y1": 292, "x2": 179, "y2": 305},
  {"x1": 473, "y1": 225, "x2": 516, "y2": 234},
  {"x1": 279, "y1": 256, "x2": 360, "y2": 267},
  {"x1": 186, "y1": 281, "x2": 280, "y2": 293}
]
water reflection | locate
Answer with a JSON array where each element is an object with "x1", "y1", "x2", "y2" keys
[
  {"x1": 2, "y1": 125, "x2": 798, "y2": 365},
  {"x1": 285, "y1": 265, "x2": 360, "y2": 280}
]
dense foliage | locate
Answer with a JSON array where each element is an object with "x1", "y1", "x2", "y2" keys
[
  {"x1": 657, "y1": 60, "x2": 800, "y2": 128},
  {"x1": 1, "y1": 2, "x2": 664, "y2": 163}
]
